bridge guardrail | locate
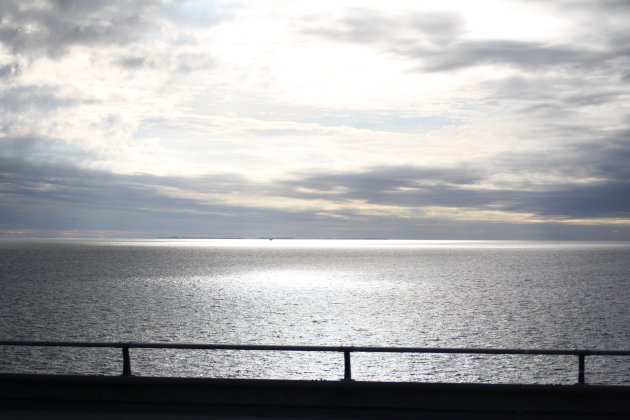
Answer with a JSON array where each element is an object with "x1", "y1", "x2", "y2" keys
[{"x1": 1, "y1": 340, "x2": 629, "y2": 384}]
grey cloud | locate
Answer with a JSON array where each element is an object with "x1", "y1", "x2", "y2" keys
[
  {"x1": 304, "y1": 8, "x2": 463, "y2": 48},
  {"x1": 278, "y1": 166, "x2": 484, "y2": 199},
  {"x1": 0, "y1": 155, "x2": 340, "y2": 238},
  {"x1": 276, "y1": 168, "x2": 504, "y2": 209},
  {"x1": 0, "y1": 85, "x2": 88, "y2": 113},
  {"x1": 505, "y1": 182, "x2": 630, "y2": 219},
  {"x1": 524, "y1": 0, "x2": 630, "y2": 13},
  {"x1": 0, "y1": 135, "x2": 104, "y2": 173},
  {"x1": 303, "y1": 8, "x2": 397, "y2": 44},
  {"x1": 562, "y1": 92, "x2": 628, "y2": 107},
  {"x1": 303, "y1": 7, "x2": 629, "y2": 74},
  {"x1": 118, "y1": 55, "x2": 147, "y2": 69},
  {"x1": 272, "y1": 136, "x2": 630, "y2": 220},
  {"x1": 0, "y1": 61, "x2": 21, "y2": 78},
  {"x1": 1, "y1": 152, "x2": 629, "y2": 239},
  {"x1": 487, "y1": 76, "x2": 630, "y2": 108},
  {"x1": 484, "y1": 74, "x2": 630, "y2": 130},
  {"x1": 0, "y1": 155, "x2": 234, "y2": 217},
  {"x1": 415, "y1": 41, "x2": 602, "y2": 72},
  {"x1": 273, "y1": 166, "x2": 495, "y2": 209},
  {"x1": 495, "y1": 131, "x2": 630, "y2": 184},
  {"x1": 406, "y1": 12, "x2": 462, "y2": 46},
  {"x1": 0, "y1": 0, "x2": 162, "y2": 58},
  {"x1": 488, "y1": 135, "x2": 630, "y2": 217},
  {"x1": 488, "y1": 76, "x2": 568, "y2": 100},
  {"x1": 115, "y1": 52, "x2": 214, "y2": 74},
  {"x1": 519, "y1": 103, "x2": 566, "y2": 115},
  {"x1": 569, "y1": 137, "x2": 630, "y2": 181}
]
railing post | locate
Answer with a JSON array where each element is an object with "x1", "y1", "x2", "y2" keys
[
  {"x1": 344, "y1": 351, "x2": 352, "y2": 380},
  {"x1": 578, "y1": 353, "x2": 585, "y2": 385},
  {"x1": 122, "y1": 346, "x2": 132, "y2": 376}
]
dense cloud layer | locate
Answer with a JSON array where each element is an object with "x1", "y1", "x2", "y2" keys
[
  {"x1": 3, "y1": 147, "x2": 630, "y2": 239},
  {"x1": 273, "y1": 142, "x2": 630, "y2": 219},
  {"x1": 1, "y1": 0, "x2": 629, "y2": 239}
]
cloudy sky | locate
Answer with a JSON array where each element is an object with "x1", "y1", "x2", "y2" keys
[{"x1": 1, "y1": 0, "x2": 629, "y2": 239}]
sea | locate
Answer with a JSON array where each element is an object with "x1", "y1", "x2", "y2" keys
[{"x1": 1, "y1": 239, "x2": 629, "y2": 385}]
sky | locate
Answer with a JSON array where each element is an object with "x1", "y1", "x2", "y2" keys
[{"x1": 1, "y1": 0, "x2": 630, "y2": 240}]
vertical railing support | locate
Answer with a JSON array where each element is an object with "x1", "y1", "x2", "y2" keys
[
  {"x1": 344, "y1": 351, "x2": 352, "y2": 380},
  {"x1": 122, "y1": 346, "x2": 132, "y2": 376},
  {"x1": 578, "y1": 353, "x2": 585, "y2": 385}
]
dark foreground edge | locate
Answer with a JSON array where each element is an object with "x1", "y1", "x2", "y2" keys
[{"x1": 1, "y1": 374, "x2": 629, "y2": 419}]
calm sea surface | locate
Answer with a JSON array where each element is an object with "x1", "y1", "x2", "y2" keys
[{"x1": 1, "y1": 239, "x2": 629, "y2": 384}]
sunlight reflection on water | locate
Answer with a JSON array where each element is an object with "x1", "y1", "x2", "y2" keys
[{"x1": 1, "y1": 239, "x2": 629, "y2": 384}]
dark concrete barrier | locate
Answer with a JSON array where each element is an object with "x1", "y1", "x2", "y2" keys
[{"x1": 1, "y1": 373, "x2": 629, "y2": 419}]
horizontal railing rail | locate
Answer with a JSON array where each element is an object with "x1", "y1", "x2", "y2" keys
[{"x1": 1, "y1": 340, "x2": 629, "y2": 385}]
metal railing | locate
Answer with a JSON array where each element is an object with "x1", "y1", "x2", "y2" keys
[{"x1": 1, "y1": 340, "x2": 629, "y2": 385}]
